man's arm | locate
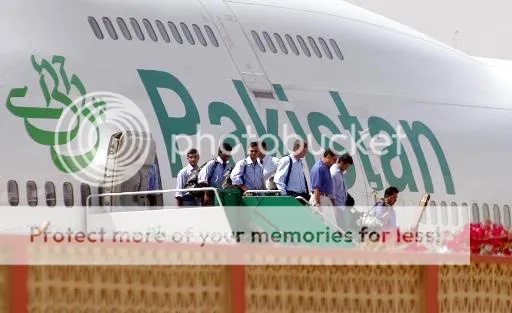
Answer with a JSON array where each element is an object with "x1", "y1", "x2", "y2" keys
[
  {"x1": 273, "y1": 157, "x2": 289, "y2": 195},
  {"x1": 230, "y1": 160, "x2": 248, "y2": 192},
  {"x1": 310, "y1": 166, "x2": 321, "y2": 205},
  {"x1": 197, "y1": 161, "x2": 212, "y2": 185},
  {"x1": 330, "y1": 170, "x2": 339, "y2": 205},
  {"x1": 198, "y1": 161, "x2": 214, "y2": 205},
  {"x1": 175, "y1": 169, "x2": 185, "y2": 206}
]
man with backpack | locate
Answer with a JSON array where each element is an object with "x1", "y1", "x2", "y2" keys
[
  {"x1": 230, "y1": 141, "x2": 264, "y2": 193},
  {"x1": 273, "y1": 139, "x2": 310, "y2": 200},
  {"x1": 197, "y1": 142, "x2": 234, "y2": 205},
  {"x1": 373, "y1": 186, "x2": 399, "y2": 231},
  {"x1": 175, "y1": 148, "x2": 201, "y2": 206}
]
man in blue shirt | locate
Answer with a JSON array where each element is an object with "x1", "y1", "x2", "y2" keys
[
  {"x1": 231, "y1": 141, "x2": 264, "y2": 192},
  {"x1": 309, "y1": 149, "x2": 338, "y2": 208},
  {"x1": 274, "y1": 139, "x2": 310, "y2": 200},
  {"x1": 198, "y1": 142, "x2": 233, "y2": 205}
]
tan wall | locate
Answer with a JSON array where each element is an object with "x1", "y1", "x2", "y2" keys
[{"x1": 0, "y1": 262, "x2": 511, "y2": 313}]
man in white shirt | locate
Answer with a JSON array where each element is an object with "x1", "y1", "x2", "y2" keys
[
  {"x1": 330, "y1": 153, "x2": 354, "y2": 229},
  {"x1": 273, "y1": 139, "x2": 310, "y2": 200},
  {"x1": 230, "y1": 141, "x2": 264, "y2": 192},
  {"x1": 257, "y1": 141, "x2": 279, "y2": 189}
]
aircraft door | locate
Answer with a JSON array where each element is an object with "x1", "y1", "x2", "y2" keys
[
  {"x1": 101, "y1": 131, "x2": 162, "y2": 208},
  {"x1": 199, "y1": 0, "x2": 275, "y2": 95}
]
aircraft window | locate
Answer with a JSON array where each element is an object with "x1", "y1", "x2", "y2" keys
[
  {"x1": 181, "y1": 23, "x2": 195, "y2": 45},
  {"x1": 330, "y1": 39, "x2": 344, "y2": 60},
  {"x1": 155, "y1": 20, "x2": 170, "y2": 43},
  {"x1": 7, "y1": 180, "x2": 19, "y2": 206},
  {"x1": 63, "y1": 182, "x2": 74, "y2": 207},
  {"x1": 429, "y1": 201, "x2": 437, "y2": 224},
  {"x1": 296, "y1": 35, "x2": 311, "y2": 57},
  {"x1": 27, "y1": 181, "x2": 38, "y2": 207},
  {"x1": 44, "y1": 182, "x2": 56, "y2": 207},
  {"x1": 87, "y1": 17, "x2": 104, "y2": 39},
  {"x1": 471, "y1": 203, "x2": 480, "y2": 223},
  {"x1": 504, "y1": 205, "x2": 511, "y2": 228},
  {"x1": 440, "y1": 201, "x2": 448, "y2": 226},
  {"x1": 204, "y1": 25, "x2": 219, "y2": 47},
  {"x1": 251, "y1": 31, "x2": 265, "y2": 52},
  {"x1": 192, "y1": 24, "x2": 207, "y2": 46},
  {"x1": 285, "y1": 34, "x2": 299, "y2": 55},
  {"x1": 461, "y1": 202, "x2": 469, "y2": 224},
  {"x1": 274, "y1": 33, "x2": 288, "y2": 54},
  {"x1": 262, "y1": 32, "x2": 277, "y2": 54},
  {"x1": 168, "y1": 22, "x2": 183, "y2": 44},
  {"x1": 116, "y1": 18, "x2": 132, "y2": 40},
  {"x1": 130, "y1": 18, "x2": 145, "y2": 41},
  {"x1": 81, "y1": 183, "x2": 91, "y2": 207},
  {"x1": 482, "y1": 203, "x2": 490, "y2": 222},
  {"x1": 308, "y1": 36, "x2": 322, "y2": 58},
  {"x1": 450, "y1": 202, "x2": 459, "y2": 226},
  {"x1": 318, "y1": 37, "x2": 333, "y2": 59},
  {"x1": 492, "y1": 204, "x2": 501, "y2": 224},
  {"x1": 102, "y1": 17, "x2": 118, "y2": 40},
  {"x1": 142, "y1": 19, "x2": 158, "y2": 42}
]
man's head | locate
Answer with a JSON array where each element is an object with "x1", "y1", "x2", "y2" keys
[
  {"x1": 322, "y1": 149, "x2": 337, "y2": 167},
  {"x1": 187, "y1": 148, "x2": 199, "y2": 167},
  {"x1": 249, "y1": 141, "x2": 259, "y2": 162},
  {"x1": 217, "y1": 142, "x2": 233, "y2": 163},
  {"x1": 337, "y1": 153, "x2": 354, "y2": 172},
  {"x1": 384, "y1": 186, "x2": 399, "y2": 206},
  {"x1": 258, "y1": 141, "x2": 268, "y2": 159},
  {"x1": 292, "y1": 139, "x2": 308, "y2": 159}
]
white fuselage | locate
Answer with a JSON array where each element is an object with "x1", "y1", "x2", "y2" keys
[{"x1": 1, "y1": 0, "x2": 511, "y2": 232}]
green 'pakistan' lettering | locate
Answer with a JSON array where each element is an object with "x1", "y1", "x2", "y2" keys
[{"x1": 138, "y1": 69, "x2": 455, "y2": 195}]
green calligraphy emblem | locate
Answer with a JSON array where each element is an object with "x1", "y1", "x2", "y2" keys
[{"x1": 5, "y1": 55, "x2": 106, "y2": 173}]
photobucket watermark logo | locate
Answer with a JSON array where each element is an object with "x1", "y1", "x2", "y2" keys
[
  {"x1": 171, "y1": 123, "x2": 409, "y2": 161},
  {"x1": 53, "y1": 92, "x2": 152, "y2": 187}
]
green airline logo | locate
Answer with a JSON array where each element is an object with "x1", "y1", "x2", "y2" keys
[
  {"x1": 5, "y1": 55, "x2": 104, "y2": 173},
  {"x1": 138, "y1": 69, "x2": 456, "y2": 195}
]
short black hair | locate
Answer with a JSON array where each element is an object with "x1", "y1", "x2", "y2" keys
[
  {"x1": 250, "y1": 141, "x2": 259, "y2": 148},
  {"x1": 384, "y1": 186, "x2": 399, "y2": 197},
  {"x1": 338, "y1": 153, "x2": 353, "y2": 164},
  {"x1": 323, "y1": 149, "x2": 336, "y2": 158},
  {"x1": 218, "y1": 142, "x2": 233, "y2": 155},
  {"x1": 292, "y1": 139, "x2": 307, "y2": 152},
  {"x1": 187, "y1": 148, "x2": 198, "y2": 156}
]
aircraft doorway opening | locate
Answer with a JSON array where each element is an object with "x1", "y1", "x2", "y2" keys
[{"x1": 100, "y1": 131, "x2": 163, "y2": 209}]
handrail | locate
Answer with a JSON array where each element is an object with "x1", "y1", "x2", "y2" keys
[
  {"x1": 243, "y1": 190, "x2": 283, "y2": 196},
  {"x1": 85, "y1": 187, "x2": 222, "y2": 212},
  {"x1": 295, "y1": 196, "x2": 346, "y2": 235}
]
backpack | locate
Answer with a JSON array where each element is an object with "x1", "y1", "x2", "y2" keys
[
  {"x1": 185, "y1": 160, "x2": 209, "y2": 189},
  {"x1": 221, "y1": 163, "x2": 236, "y2": 189},
  {"x1": 184, "y1": 159, "x2": 217, "y2": 198}
]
